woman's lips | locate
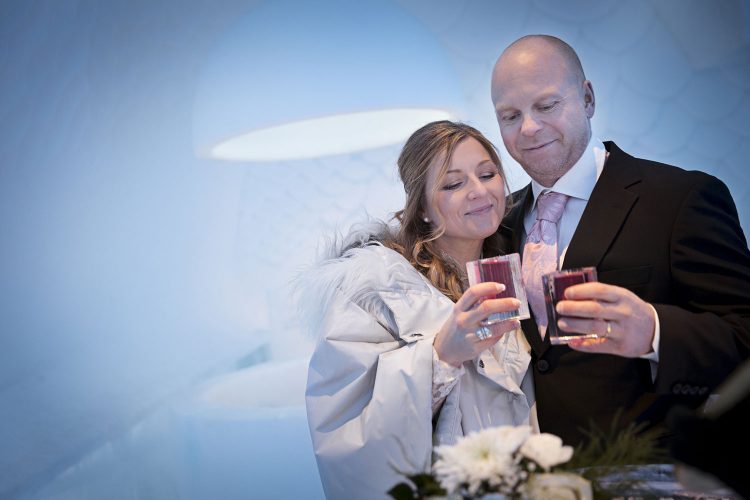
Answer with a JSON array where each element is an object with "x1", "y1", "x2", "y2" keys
[{"x1": 466, "y1": 204, "x2": 493, "y2": 216}]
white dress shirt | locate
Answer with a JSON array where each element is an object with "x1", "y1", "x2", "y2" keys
[{"x1": 521, "y1": 136, "x2": 660, "y2": 377}]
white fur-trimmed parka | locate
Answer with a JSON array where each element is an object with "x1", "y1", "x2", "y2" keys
[{"x1": 301, "y1": 229, "x2": 534, "y2": 499}]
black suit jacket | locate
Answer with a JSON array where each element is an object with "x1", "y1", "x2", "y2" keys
[{"x1": 499, "y1": 141, "x2": 750, "y2": 446}]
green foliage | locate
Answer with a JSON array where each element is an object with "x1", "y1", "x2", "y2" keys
[
  {"x1": 564, "y1": 415, "x2": 667, "y2": 470},
  {"x1": 389, "y1": 412, "x2": 670, "y2": 500},
  {"x1": 388, "y1": 472, "x2": 447, "y2": 499},
  {"x1": 561, "y1": 412, "x2": 670, "y2": 499}
]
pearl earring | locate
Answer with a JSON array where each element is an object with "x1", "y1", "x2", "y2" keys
[{"x1": 423, "y1": 216, "x2": 430, "y2": 223}]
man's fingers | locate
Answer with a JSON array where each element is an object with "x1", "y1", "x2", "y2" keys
[
  {"x1": 563, "y1": 282, "x2": 622, "y2": 303},
  {"x1": 556, "y1": 299, "x2": 608, "y2": 319},
  {"x1": 567, "y1": 337, "x2": 610, "y2": 351},
  {"x1": 558, "y1": 317, "x2": 612, "y2": 337}
]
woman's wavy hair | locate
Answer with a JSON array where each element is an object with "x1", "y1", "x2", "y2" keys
[{"x1": 384, "y1": 120, "x2": 511, "y2": 302}]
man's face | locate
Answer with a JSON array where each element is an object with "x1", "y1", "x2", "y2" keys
[{"x1": 491, "y1": 45, "x2": 594, "y2": 187}]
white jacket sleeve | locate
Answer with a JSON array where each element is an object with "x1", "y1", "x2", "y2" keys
[{"x1": 306, "y1": 287, "x2": 450, "y2": 499}]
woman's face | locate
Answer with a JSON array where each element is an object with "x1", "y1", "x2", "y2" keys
[{"x1": 423, "y1": 137, "x2": 506, "y2": 250}]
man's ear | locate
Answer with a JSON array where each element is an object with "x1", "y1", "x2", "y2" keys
[{"x1": 583, "y1": 80, "x2": 595, "y2": 118}]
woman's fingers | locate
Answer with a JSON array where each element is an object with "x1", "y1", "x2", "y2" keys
[
  {"x1": 467, "y1": 296, "x2": 522, "y2": 324},
  {"x1": 436, "y1": 282, "x2": 524, "y2": 366},
  {"x1": 473, "y1": 318, "x2": 521, "y2": 345},
  {"x1": 454, "y1": 296, "x2": 520, "y2": 333},
  {"x1": 456, "y1": 282, "x2": 505, "y2": 312}
]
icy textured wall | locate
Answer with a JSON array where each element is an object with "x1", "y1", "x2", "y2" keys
[{"x1": 1, "y1": 1, "x2": 748, "y2": 498}]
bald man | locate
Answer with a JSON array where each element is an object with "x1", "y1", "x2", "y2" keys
[{"x1": 491, "y1": 35, "x2": 750, "y2": 446}]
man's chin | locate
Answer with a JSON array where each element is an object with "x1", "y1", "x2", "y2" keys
[{"x1": 524, "y1": 162, "x2": 570, "y2": 187}]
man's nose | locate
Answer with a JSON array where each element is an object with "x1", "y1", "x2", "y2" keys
[{"x1": 520, "y1": 113, "x2": 542, "y2": 136}]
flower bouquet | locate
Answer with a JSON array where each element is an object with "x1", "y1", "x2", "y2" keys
[
  {"x1": 389, "y1": 417, "x2": 667, "y2": 500},
  {"x1": 389, "y1": 425, "x2": 590, "y2": 500}
]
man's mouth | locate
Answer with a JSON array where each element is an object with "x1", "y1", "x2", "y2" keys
[{"x1": 523, "y1": 140, "x2": 554, "y2": 151}]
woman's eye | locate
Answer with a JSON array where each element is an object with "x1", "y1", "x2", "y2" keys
[
  {"x1": 480, "y1": 172, "x2": 497, "y2": 180},
  {"x1": 442, "y1": 182, "x2": 462, "y2": 191}
]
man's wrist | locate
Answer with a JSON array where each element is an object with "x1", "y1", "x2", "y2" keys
[{"x1": 640, "y1": 303, "x2": 660, "y2": 361}]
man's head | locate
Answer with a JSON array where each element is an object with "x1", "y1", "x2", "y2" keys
[{"x1": 491, "y1": 35, "x2": 595, "y2": 188}]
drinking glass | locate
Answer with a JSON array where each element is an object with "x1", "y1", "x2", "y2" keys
[
  {"x1": 466, "y1": 253, "x2": 530, "y2": 324},
  {"x1": 542, "y1": 267, "x2": 598, "y2": 345}
]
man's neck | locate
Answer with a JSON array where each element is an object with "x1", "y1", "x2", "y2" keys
[{"x1": 532, "y1": 172, "x2": 566, "y2": 188}]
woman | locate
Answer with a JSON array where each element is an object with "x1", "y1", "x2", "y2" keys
[{"x1": 301, "y1": 121, "x2": 534, "y2": 499}]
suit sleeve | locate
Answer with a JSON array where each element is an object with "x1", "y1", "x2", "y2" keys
[
  {"x1": 305, "y1": 290, "x2": 436, "y2": 500},
  {"x1": 653, "y1": 174, "x2": 750, "y2": 394}
]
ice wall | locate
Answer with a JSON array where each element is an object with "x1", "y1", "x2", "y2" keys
[{"x1": 1, "y1": 1, "x2": 748, "y2": 498}]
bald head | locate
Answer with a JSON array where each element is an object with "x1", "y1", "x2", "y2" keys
[
  {"x1": 490, "y1": 35, "x2": 595, "y2": 187},
  {"x1": 492, "y1": 35, "x2": 587, "y2": 102},
  {"x1": 500, "y1": 35, "x2": 586, "y2": 82}
]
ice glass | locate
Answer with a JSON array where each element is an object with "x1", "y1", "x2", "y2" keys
[
  {"x1": 543, "y1": 267, "x2": 598, "y2": 345},
  {"x1": 466, "y1": 253, "x2": 530, "y2": 324}
]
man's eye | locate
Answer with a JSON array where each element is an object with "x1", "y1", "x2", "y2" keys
[
  {"x1": 539, "y1": 102, "x2": 558, "y2": 112},
  {"x1": 501, "y1": 113, "x2": 519, "y2": 122}
]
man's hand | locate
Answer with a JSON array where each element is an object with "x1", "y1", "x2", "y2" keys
[{"x1": 555, "y1": 282, "x2": 656, "y2": 357}]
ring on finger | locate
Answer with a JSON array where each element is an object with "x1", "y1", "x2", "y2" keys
[
  {"x1": 604, "y1": 320, "x2": 612, "y2": 338},
  {"x1": 475, "y1": 325, "x2": 492, "y2": 340}
]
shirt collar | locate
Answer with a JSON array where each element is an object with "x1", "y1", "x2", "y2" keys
[{"x1": 529, "y1": 135, "x2": 607, "y2": 208}]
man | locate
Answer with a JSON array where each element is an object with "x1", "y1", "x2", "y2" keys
[{"x1": 491, "y1": 34, "x2": 750, "y2": 446}]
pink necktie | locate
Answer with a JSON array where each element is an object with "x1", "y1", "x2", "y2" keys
[{"x1": 522, "y1": 191, "x2": 569, "y2": 335}]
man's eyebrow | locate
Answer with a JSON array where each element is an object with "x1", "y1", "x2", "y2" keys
[{"x1": 495, "y1": 103, "x2": 515, "y2": 112}]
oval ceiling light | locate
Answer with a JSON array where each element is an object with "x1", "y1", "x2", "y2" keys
[{"x1": 193, "y1": 0, "x2": 465, "y2": 162}]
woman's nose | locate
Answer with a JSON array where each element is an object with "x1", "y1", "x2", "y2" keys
[{"x1": 467, "y1": 177, "x2": 488, "y2": 199}]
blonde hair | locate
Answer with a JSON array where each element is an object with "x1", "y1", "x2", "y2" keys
[{"x1": 384, "y1": 121, "x2": 510, "y2": 302}]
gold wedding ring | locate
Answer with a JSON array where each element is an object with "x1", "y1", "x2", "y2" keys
[{"x1": 605, "y1": 320, "x2": 612, "y2": 337}]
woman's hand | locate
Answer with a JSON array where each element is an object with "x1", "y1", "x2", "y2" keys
[{"x1": 433, "y1": 282, "x2": 522, "y2": 367}]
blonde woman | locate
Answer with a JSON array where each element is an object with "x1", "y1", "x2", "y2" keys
[{"x1": 301, "y1": 121, "x2": 534, "y2": 499}]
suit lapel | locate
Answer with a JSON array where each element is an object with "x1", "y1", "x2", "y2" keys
[
  {"x1": 502, "y1": 142, "x2": 642, "y2": 358},
  {"x1": 498, "y1": 185, "x2": 532, "y2": 255},
  {"x1": 563, "y1": 142, "x2": 642, "y2": 270}
]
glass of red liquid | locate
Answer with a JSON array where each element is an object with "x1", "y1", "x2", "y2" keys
[
  {"x1": 466, "y1": 253, "x2": 530, "y2": 324},
  {"x1": 542, "y1": 267, "x2": 598, "y2": 345}
]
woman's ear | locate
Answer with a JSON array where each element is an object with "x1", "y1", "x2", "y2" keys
[{"x1": 420, "y1": 205, "x2": 432, "y2": 224}]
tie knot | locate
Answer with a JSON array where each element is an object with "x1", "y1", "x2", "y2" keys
[{"x1": 536, "y1": 191, "x2": 569, "y2": 223}]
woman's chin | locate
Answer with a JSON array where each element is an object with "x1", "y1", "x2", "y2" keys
[{"x1": 468, "y1": 219, "x2": 501, "y2": 239}]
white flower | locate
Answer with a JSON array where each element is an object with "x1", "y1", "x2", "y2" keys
[
  {"x1": 419, "y1": 426, "x2": 584, "y2": 499},
  {"x1": 519, "y1": 433, "x2": 574, "y2": 471},
  {"x1": 484, "y1": 425, "x2": 533, "y2": 454},
  {"x1": 522, "y1": 472, "x2": 592, "y2": 500},
  {"x1": 432, "y1": 426, "x2": 532, "y2": 495}
]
